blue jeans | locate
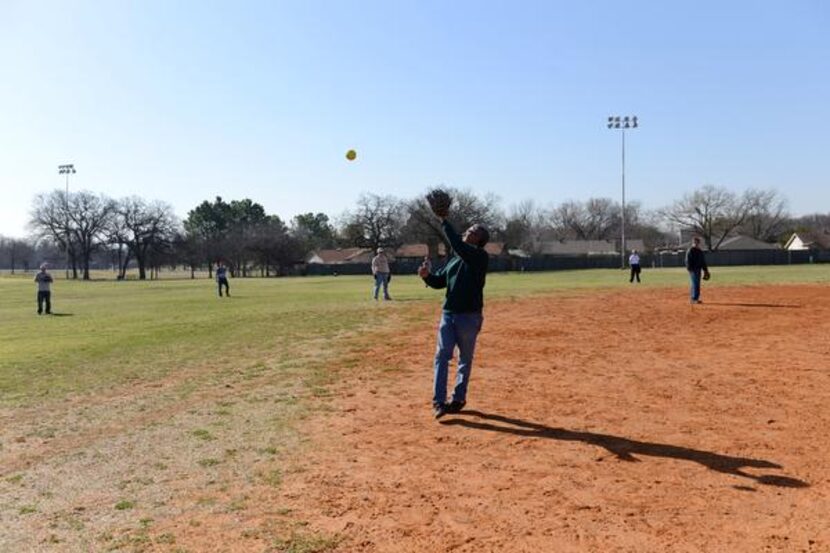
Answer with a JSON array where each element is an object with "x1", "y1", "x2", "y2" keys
[
  {"x1": 433, "y1": 312, "x2": 483, "y2": 406},
  {"x1": 373, "y1": 273, "x2": 390, "y2": 300},
  {"x1": 689, "y1": 270, "x2": 701, "y2": 302}
]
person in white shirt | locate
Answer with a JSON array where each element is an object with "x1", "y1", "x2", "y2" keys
[
  {"x1": 628, "y1": 250, "x2": 641, "y2": 283},
  {"x1": 371, "y1": 248, "x2": 392, "y2": 300}
]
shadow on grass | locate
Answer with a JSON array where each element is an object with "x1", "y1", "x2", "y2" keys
[
  {"x1": 441, "y1": 410, "x2": 809, "y2": 489},
  {"x1": 48, "y1": 313, "x2": 74, "y2": 317}
]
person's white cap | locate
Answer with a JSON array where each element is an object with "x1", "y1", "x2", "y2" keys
[
  {"x1": 40, "y1": 262, "x2": 49, "y2": 269},
  {"x1": 377, "y1": 247, "x2": 384, "y2": 253}
]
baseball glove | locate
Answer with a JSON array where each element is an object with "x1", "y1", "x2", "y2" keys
[
  {"x1": 702, "y1": 269, "x2": 711, "y2": 281},
  {"x1": 426, "y1": 188, "x2": 452, "y2": 218}
]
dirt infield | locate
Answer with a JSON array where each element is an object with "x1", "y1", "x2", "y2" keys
[
  {"x1": 276, "y1": 284, "x2": 830, "y2": 552},
  {"x1": 4, "y1": 283, "x2": 828, "y2": 552}
]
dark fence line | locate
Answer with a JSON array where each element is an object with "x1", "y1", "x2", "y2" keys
[
  {"x1": 304, "y1": 249, "x2": 827, "y2": 277},
  {"x1": 6, "y1": 249, "x2": 825, "y2": 277}
]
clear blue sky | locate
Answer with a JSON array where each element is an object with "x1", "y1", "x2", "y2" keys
[{"x1": 1, "y1": 0, "x2": 828, "y2": 237}]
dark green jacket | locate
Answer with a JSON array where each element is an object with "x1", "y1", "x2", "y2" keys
[
  {"x1": 685, "y1": 246, "x2": 708, "y2": 273},
  {"x1": 423, "y1": 220, "x2": 488, "y2": 313}
]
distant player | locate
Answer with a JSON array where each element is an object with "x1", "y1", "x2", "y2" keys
[
  {"x1": 419, "y1": 189, "x2": 490, "y2": 419},
  {"x1": 216, "y1": 262, "x2": 230, "y2": 297},
  {"x1": 685, "y1": 237, "x2": 710, "y2": 304},
  {"x1": 34, "y1": 263, "x2": 53, "y2": 315},
  {"x1": 629, "y1": 249, "x2": 641, "y2": 283},
  {"x1": 371, "y1": 247, "x2": 392, "y2": 301}
]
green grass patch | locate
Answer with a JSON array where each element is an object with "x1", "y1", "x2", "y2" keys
[
  {"x1": 260, "y1": 468, "x2": 283, "y2": 488},
  {"x1": 272, "y1": 531, "x2": 340, "y2": 553},
  {"x1": 190, "y1": 429, "x2": 215, "y2": 441},
  {"x1": 6, "y1": 474, "x2": 24, "y2": 484},
  {"x1": 1, "y1": 266, "x2": 826, "y2": 406},
  {"x1": 114, "y1": 500, "x2": 135, "y2": 510}
]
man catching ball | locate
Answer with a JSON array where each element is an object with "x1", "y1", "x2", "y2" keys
[{"x1": 418, "y1": 189, "x2": 489, "y2": 419}]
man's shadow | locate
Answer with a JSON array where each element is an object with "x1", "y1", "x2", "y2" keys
[
  {"x1": 706, "y1": 302, "x2": 801, "y2": 309},
  {"x1": 441, "y1": 410, "x2": 808, "y2": 488}
]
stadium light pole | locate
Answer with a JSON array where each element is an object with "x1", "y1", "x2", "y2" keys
[
  {"x1": 607, "y1": 116, "x2": 638, "y2": 269},
  {"x1": 58, "y1": 164, "x2": 76, "y2": 279}
]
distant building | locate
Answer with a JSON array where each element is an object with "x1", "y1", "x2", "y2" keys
[
  {"x1": 306, "y1": 248, "x2": 373, "y2": 264},
  {"x1": 536, "y1": 239, "x2": 646, "y2": 255},
  {"x1": 784, "y1": 231, "x2": 830, "y2": 252},
  {"x1": 394, "y1": 242, "x2": 506, "y2": 262},
  {"x1": 715, "y1": 235, "x2": 780, "y2": 250},
  {"x1": 671, "y1": 235, "x2": 780, "y2": 251}
]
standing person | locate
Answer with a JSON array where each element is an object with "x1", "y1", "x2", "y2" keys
[
  {"x1": 418, "y1": 218, "x2": 490, "y2": 419},
  {"x1": 371, "y1": 248, "x2": 392, "y2": 301},
  {"x1": 685, "y1": 237, "x2": 710, "y2": 304},
  {"x1": 34, "y1": 263, "x2": 53, "y2": 315},
  {"x1": 629, "y1": 249, "x2": 642, "y2": 283},
  {"x1": 216, "y1": 262, "x2": 230, "y2": 297}
]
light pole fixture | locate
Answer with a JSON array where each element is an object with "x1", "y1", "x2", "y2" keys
[
  {"x1": 58, "y1": 164, "x2": 76, "y2": 278},
  {"x1": 58, "y1": 164, "x2": 76, "y2": 196},
  {"x1": 607, "y1": 116, "x2": 638, "y2": 269}
]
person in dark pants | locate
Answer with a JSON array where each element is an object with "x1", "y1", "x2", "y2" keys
[
  {"x1": 216, "y1": 262, "x2": 230, "y2": 297},
  {"x1": 628, "y1": 249, "x2": 642, "y2": 283},
  {"x1": 418, "y1": 219, "x2": 490, "y2": 420},
  {"x1": 34, "y1": 263, "x2": 53, "y2": 315},
  {"x1": 685, "y1": 237, "x2": 710, "y2": 304}
]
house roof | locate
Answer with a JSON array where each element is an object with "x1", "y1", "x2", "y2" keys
[
  {"x1": 307, "y1": 247, "x2": 372, "y2": 264},
  {"x1": 310, "y1": 241, "x2": 508, "y2": 264},
  {"x1": 394, "y1": 241, "x2": 506, "y2": 258},
  {"x1": 537, "y1": 239, "x2": 644, "y2": 255},
  {"x1": 716, "y1": 235, "x2": 780, "y2": 250},
  {"x1": 395, "y1": 243, "x2": 445, "y2": 258},
  {"x1": 787, "y1": 230, "x2": 830, "y2": 250}
]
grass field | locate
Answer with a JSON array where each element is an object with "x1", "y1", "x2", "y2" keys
[
  {"x1": 3, "y1": 265, "x2": 828, "y2": 404},
  {"x1": 1, "y1": 265, "x2": 828, "y2": 551},
  {"x1": 2, "y1": 265, "x2": 829, "y2": 403}
]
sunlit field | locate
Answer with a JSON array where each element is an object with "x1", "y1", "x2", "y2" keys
[
  {"x1": 2, "y1": 265, "x2": 828, "y2": 404},
  {"x1": 1, "y1": 265, "x2": 828, "y2": 550}
]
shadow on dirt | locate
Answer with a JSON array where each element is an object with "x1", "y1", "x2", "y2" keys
[
  {"x1": 705, "y1": 302, "x2": 801, "y2": 309},
  {"x1": 442, "y1": 410, "x2": 809, "y2": 488}
]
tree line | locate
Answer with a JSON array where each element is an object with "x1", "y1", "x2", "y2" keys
[{"x1": 0, "y1": 185, "x2": 827, "y2": 279}]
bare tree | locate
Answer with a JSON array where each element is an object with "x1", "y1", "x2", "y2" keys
[
  {"x1": 739, "y1": 189, "x2": 790, "y2": 243},
  {"x1": 104, "y1": 211, "x2": 132, "y2": 279},
  {"x1": 660, "y1": 185, "x2": 750, "y2": 250},
  {"x1": 64, "y1": 191, "x2": 116, "y2": 279},
  {"x1": 503, "y1": 200, "x2": 550, "y2": 253},
  {"x1": 550, "y1": 198, "x2": 619, "y2": 240},
  {"x1": 791, "y1": 212, "x2": 830, "y2": 231},
  {"x1": 113, "y1": 197, "x2": 179, "y2": 280},
  {"x1": 29, "y1": 190, "x2": 80, "y2": 278},
  {"x1": 341, "y1": 193, "x2": 407, "y2": 253},
  {"x1": 404, "y1": 188, "x2": 503, "y2": 256},
  {"x1": 0, "y1": 236, "x2": 36, "y2": 273}
]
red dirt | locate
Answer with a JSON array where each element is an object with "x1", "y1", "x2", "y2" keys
[{"x1": 274, "y1": 284, "x2": 830, "y2": 552}]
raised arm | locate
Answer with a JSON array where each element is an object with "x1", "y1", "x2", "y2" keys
[{"x1": 442, "y1": 220, "x2": 483, "y2": 265}]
